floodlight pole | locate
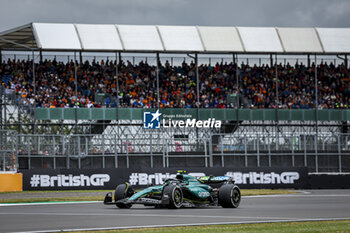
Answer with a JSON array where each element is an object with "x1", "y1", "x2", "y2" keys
[{"x1": 156, "y1": 53, "x2": 160, "y2": 109}]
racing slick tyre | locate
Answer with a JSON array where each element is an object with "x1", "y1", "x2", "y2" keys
[
  {"x1": 218, "y1": 184, "x2": 241, "y2": 208},
  {"x1": 163, "y1": 185, "x2": 183, "y2": 209},
  {"x1": 115, "y1": 183, "x2": 134, "y2": 209}
]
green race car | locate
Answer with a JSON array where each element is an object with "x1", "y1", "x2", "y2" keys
[{"x1": 104, "y1": 172, "x2": 241, "y2": 209}]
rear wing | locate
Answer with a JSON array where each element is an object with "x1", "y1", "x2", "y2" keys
[{"x1": 198, "y1": 176, "x2": 234, "y2": 184}]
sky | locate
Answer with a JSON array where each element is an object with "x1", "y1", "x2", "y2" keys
[{"x1": 0, "y1": 0, "x2": 350, "y2": 32}]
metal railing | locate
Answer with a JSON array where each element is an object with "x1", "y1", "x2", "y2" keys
[
  {"x1": 0, "y1": 130, "x2": 18, "y2": 171},
  {"x1": 213, "y1": 134, "x2": 348, "y2": 173},
  {"x1": 34, "y1": 108, "x2": 350, "y2": 121},
  {"x1": 1, "y1": 52, "x2": 346, "y2": 67},
  {"x1": 0, "y1": 131, "x2": 345, "y2": 172}
]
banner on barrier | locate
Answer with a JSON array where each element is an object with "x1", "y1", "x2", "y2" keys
[
  {"x1": 21, "y1": 167, "x2": 308, "y2": 190},
  {"x1": 0, "y1": 173, "x2": 23, "y2": 192}
]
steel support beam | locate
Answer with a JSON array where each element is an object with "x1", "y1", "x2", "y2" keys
[
  {"x1": 74, "y1": 51, "x2": 78, "y2": 98},
  {"x1": 115, "y1": 52, "x2": 120, "y2": 138},
  {"x1": 345, "y1": 54, "x2": 348, "y2": 68},
  {"x1": 236, "y1": 54, "x2": 240, "y2": 127},
  {"x1": 195, "y1": 53, "x2": 199, "y2": 105},
  {"x1": 275, "y1": 54, "x2": 279, "y2": 149},
  {"x1": 270, "y1": 54, "x2": 273, "y2": 67},
  {"x1": 156, "y1": 53, "x2": 160, "y2": 108},
  {"x1": 79, "y1": 51, "x2": 83, "y2": 65},
  {"x1": 315, "y1": 54, "x2": 319, "y2": 173}
]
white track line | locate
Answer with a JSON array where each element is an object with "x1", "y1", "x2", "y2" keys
[
  {"x1": 300, "y1": 191, "x2": 311, "y2": 194},
  {"x1": 0, "y1": 212, "x2": 302, "y2": 220},
  {"x1": 2, "y1": 194, "x2": 350, "y2": 207},
  {"x1": 11, "y1": 218, "x2": 350, "y2": 233},
  {"x1": 0, "y1": 201, "x2": 100, "y2": 206}
]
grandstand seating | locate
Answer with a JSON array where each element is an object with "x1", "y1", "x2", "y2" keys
[{"x1": 1, "y1": 58, "x2": 349, "y2": 109}]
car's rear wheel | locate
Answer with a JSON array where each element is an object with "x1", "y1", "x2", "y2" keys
[
  {"x1": 163, "y1": 185, "x2": 183, "y2": 209},
  {"x1": 218, "y1": 184, "x2": 241, "y2": 208},
  {"x1": 115, "y1": 183, "x2": 134, "y2": 209}
]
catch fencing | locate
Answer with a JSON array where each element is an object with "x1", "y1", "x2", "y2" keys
[{"x1": 0, "y1": 131, "x2": 347, "y2": 173}]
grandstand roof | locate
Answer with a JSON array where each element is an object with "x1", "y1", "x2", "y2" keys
[{"x1": 0, "y1": 22, "x2": 350, "y2": 54}]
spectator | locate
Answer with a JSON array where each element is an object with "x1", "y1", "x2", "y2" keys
[{"x1": 1, "y1": 58, "x2": 349, "y2": 109}]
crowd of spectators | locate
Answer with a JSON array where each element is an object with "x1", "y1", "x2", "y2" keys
[{"x1": 1, "y1": 58, "x2": 349, "y2": 109}]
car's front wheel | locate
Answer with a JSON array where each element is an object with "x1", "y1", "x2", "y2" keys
[
  {"x1": 163, "y1": 185, "x2": 183, "y2": 209},
  {"x1": 218, "y1": 184, "x2": 241, "y2": 208},
  {"x1": 115, "y1": 183, "x2": 134, "y2": 209}
]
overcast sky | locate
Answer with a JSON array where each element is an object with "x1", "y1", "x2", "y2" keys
[{"x1": 0, "y1": 0, "x2": 349, "y2": 32}]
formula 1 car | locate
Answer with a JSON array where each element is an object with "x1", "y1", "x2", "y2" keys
[{"x1": 104, "y1": 172, "x2": 241, "y2": 209}]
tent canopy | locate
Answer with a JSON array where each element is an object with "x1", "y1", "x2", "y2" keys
[
  {"x1": 158, "y1": 26, "x2": 204, "y2": 52},
  {"x1": 238, "y1": 27, "x2": 283, "y2": 53},
  {"x1": 117, "y1": 25, "x2": 163, "y2": 52},
  {"x1": 277, "y1": 27, "x2": 323, "y2": 53},
  {"x1": 198, "y1": 26, "x2": 244, "y2": 52},
  {"x1": 0, "y1": 23, "x2": 36, "y2": 50},
  {"x1": 316, "y1": 28, "x2": 350, "y2": 53},
  {"x1": 75, "y1": 24, "x2": 123, "y2": 51},
  {"x1": 33, "y1": 23, "x2": 81, "y2": 50},
  {"x1": 0, "y1": 22, "x2": 349, "y2": 54}
]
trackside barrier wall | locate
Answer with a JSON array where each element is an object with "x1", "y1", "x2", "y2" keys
[
  {"x1": 0, "y1": 173, "x2": 22, "y2": 192},
  {"x1": 308, "y1": 174, "x2": 350, "y2": 189},
  {"x1": 20, "y1": 168, "x2": 350, "y2": 190},
  {"x1": 21, "y1": 167, "x2": 308, "y2": 190}
]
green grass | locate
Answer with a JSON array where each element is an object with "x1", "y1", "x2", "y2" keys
[
  {"x1": 68, "y1": 220, "x2": 350, "y2": 233},
  {"x1": 0, "y1": 189, "x2": 298, "y2": 204}
]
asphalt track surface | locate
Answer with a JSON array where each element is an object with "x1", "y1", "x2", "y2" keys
[{"x1": 1, "y1": 190, "x2": 350, "y2": 233}]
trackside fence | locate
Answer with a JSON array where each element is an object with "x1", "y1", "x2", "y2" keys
[{"x1": 0, "y1": 131, "x2": 346, "y2": 173}]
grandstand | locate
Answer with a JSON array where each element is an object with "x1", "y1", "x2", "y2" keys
[{"x1": 0, "y1": 23, "x2": 349, "y2": 173}]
